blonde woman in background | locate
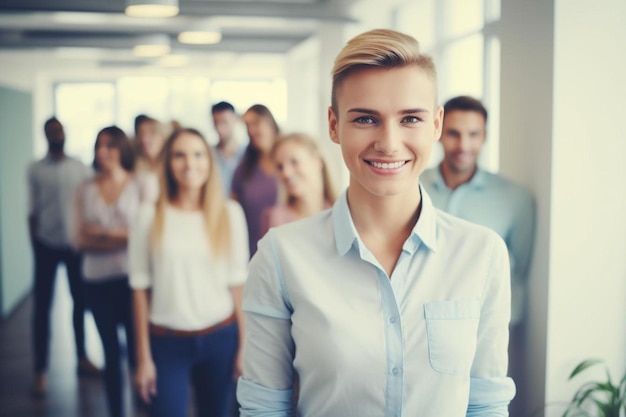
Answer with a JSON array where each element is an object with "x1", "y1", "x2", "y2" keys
[
  {"x1": 130, "y1": 128, "x2": 248, "y2": 417},
  {"x1": 262, "y1": 133, "x2": 337, "y2": 233}
]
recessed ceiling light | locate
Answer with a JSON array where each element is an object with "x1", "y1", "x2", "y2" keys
[
  {"x1": 159, "y1": 54, "x2": 189, "y2": 67},
  {"x1": 125, "y1": 0, "x2": 179, "y2": 18},
  {"x1": 133, "y1": 44, "x2": 171, "y2": 57},
  {"x1": 178, "y1": 30, "x2": 222, "y2": 45}
]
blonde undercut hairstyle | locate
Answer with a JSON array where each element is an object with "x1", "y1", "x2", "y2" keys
[
  {"x1": 331, "y1": 28, "x2": 438, "y2": 113},
  {"x1": 151, "y1": 128, "x2": 231, "y2": 258}
]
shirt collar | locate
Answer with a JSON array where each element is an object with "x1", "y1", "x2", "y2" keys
[{"x1": 331, "y1": 186, "x2": 438, "y2": 257}]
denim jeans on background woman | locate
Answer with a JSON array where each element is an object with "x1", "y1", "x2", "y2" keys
[{"x1": 149, "y1": 321, "x2": 238, "y2": 417}]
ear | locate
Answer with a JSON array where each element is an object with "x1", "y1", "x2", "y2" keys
[
  {"x1": 433, "y1": 105, "x2": 444, "y2": 142},
  {"x1": 328, "y1": 107, "x2": 339, "y2": 144}
]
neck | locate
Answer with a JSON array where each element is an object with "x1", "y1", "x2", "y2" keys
[
  {"x1": 439, "y1": 162, "x2": 477, "y2": 190},
  {"x1": 258, "y1": 151, "x2": 274, "y2": 175},
  {"x1": 173, "y1": 188, "x2": 202, "y2": 211},
  {"x1": 347, "y1": 183, "x2": 421, "y2": 243},
  {"x1": 290, "y1": 189, "x2": 325, "y2": 217},
  {"x1": 216, "y1": 138, "x2": 239, "y2": 158},
  {"x1": 48, "y1": 149, "x2": 65, "y2": 159},
  {"x1": 100, "y1": 165, "x2": 128, "y2": 182}
]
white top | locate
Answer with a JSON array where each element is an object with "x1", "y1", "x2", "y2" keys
[
  {"x1": 28, "y1": 154, "x2": 92, "y2": 247},
  {"x1": 129, "y1": 201, "x2": 249, "y2": 330},
  {"x1": 78, "y1": 178, "x2": 141, "y2": 282},
  {"x1": 135, "y1": 169, "x2": 159, "y2": 204},
  {"x1": 237, "y1": 188, "x2": 515, "y2": 417}
]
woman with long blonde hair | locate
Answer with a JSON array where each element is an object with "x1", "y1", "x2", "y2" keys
[
  {"x1": 129, "y1": 128, "x2": 248, "y2": 417},
  {"x1": 261, "y1": 133, "x2": 337, "y2": 234}
]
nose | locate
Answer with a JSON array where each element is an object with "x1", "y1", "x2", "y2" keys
[
  {"x1": 373, "y1": 122, "x2": 400, "y2": 155},
  {"x1": 280, "y1": 163, "x2": 294, "y2": 180},
  {"x1": 457, "y1": 134, "x2": 472, "y2": 152}
]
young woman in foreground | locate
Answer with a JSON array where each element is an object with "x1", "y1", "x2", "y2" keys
[{"x1": 237, "y1": 29, "x2": 515, "y2": 417}]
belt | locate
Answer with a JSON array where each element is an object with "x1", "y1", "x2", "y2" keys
[{"x1": 150, "y1": 313, "x2": 236, "y2": 337}]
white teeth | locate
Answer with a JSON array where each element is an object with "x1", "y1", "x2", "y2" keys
[{"x1": 370, "y1": 161, "x2": 406, "y2": 169}]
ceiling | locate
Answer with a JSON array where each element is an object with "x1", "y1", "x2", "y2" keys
[{"x1": 0, "y1": 0, "x2": 358, "y2": 67}]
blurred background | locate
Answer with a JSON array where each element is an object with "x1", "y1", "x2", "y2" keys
[{"x1": 0, "y1": 0, "x2": 624, "y2": 416}]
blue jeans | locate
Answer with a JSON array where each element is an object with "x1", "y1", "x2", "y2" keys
[
  {"x1": 149, "y1": 321, "x2": 238, "y2": 417},
  {"x1": 85, "y1": 278, "x2": 136, "y2": 417}
]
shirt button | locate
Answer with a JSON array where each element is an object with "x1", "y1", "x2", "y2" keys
[
  {"x1": 389, "y1": 316, "x2": 397, "y2": 323},
  {"x1": 392, "y1": 368, "x2": 400, "y2": 375}
]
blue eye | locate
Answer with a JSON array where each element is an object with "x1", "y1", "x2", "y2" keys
[
  {"x1": 353, "y1": 116, "x2": 376, "y2": 124},
  {"x1": 402, "y1": 116, "x2": 422, "y2": 124}
]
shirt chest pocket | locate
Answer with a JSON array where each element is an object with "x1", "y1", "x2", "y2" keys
[{"x1": 424, "y1": 300, "x2": 480, "y2": 375}]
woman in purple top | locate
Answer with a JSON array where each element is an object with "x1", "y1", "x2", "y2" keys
[
  {"x1": 262, "y1": 133, "x2": 337, "y2": 235},
  {"x1": 231, "y1": 104, "x2": 280, "y2": 257}
]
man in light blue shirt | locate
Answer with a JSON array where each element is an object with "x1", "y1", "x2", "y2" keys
[
  {"x1": 211, "y1": 101, "x2": 245, "y2": 195},
  {"x1": 420, "y1": 96, "x2": 535, "y2": 326},
  {"x1": 238, "y1": 29, "x2": 515, "y2": 416}
]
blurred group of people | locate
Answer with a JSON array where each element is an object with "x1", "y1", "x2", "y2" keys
[
  {"x1": 27, "y1": 100, "x2": 338, "y2": 417},
  {"x1": 27, "y1": 28, "x2": 536, "y2": 417}
]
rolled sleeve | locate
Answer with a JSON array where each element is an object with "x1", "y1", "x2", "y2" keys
[
  {"x1": 237, "y1": 378, "x2": 294, "y2": 417},
  {"x1": 467, "y1": 377, "x2": 516, "y2": 417},
  {"x1": 238, "y1": 232, "x2": 295, "y2": 416},
  {"x1": 468, "y1": 234, "x2": 516, "y2": 415},
  {"x1": 128, "y1": 204, "x2": 155, "y2": 289}
]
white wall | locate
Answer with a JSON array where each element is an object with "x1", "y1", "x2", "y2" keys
[
  {"x1": 546, "y1": 0, "x2": 626, "y2": 412},
  {"x1": 501, "y1": 0, "x2": 626, "y2": 416},
  {"x1": 500, "y1": 0, "x2": 555, "y2": 415}
]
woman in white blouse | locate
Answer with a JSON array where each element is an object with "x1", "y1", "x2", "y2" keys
[
  {"x1": 74, "y1": 126, "x2": 139, "y2": 417},
  {"x1": 129, "y1": 128, "x2": 249, "y2": 417}
]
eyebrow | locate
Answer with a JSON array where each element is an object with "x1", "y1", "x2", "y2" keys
[{"x1": 347, "y1": 108, "x2": 430, "y2": 115}]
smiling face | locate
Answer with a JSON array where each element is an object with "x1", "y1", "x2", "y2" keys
[
  {"x1": 439, "y1": 110, "x2": 486, "y2": 175},
  {"x1": 273, "y1": 140, "x2": 323, "y2": 201},
  {"x1": 212, "y1": 109, "x2": 238, "y2": 145},
  {"x1": 243, "y1": 111, "x2": 276, "y2": 153},
  {"x1": 328, "y1": 65, "x2": 443, "y2": 199},
  {"x1": 168, "y1": 131, "x2": 211, "y2": 193},
  {"x1": 95, "y1": 132, "x2": 122, "y2": 172},
  {"x1": 137, "y1": 120, "x2": 164, "y2": 160}
]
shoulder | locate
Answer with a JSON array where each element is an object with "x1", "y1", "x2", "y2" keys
[
  {"x1": 136, "y1": 203, "x2": 156, "y2": 223},
  {"x1": 270, "y1": 209, "x2": 333, "y2": 248},
  {"x1": 225, "y1": 199, "x2": 245, "y2": 219},
  {"x1": 421, "y1": 166, "x2": 438, "y2": 182},
  {"x1": 435, "y1": 207, "x2": 506, "y2": 252},
  {"x1": 484, "y1": 172, "x2": 534, "y2": 203}
]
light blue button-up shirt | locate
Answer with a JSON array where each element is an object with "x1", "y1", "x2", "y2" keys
[
  {"x1": 238, "y1": 188, "x2": 515, "y2": 416},
  {"x1": 421, "y1": 166, "x2": 535, "y2": 324},
  {"x1": 214, "y1": 145, "x2": 245, "y2": 196}
]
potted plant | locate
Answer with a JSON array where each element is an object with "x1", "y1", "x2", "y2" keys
[{"x1": 560, "y1": 358, "x2": 626, "y2": 417}]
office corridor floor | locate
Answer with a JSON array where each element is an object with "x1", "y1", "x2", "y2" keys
[{"x1": 0, "y1": 269, "x2": 141, "y2": 417}]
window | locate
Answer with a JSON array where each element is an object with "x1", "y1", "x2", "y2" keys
[
  {"x1": 54, "y1": 82, "x2": 115, "y2": 163},
  {"x1": 54, "y1": 76, "x2": 288, "y2": 160},
  {"x1": 394, "y1": 0, "x2": 501, "y2": 172}
]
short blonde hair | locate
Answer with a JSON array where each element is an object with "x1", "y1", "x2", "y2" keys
[{"x1": 331, "y1": 28, "x2": 437, "y2": 112}]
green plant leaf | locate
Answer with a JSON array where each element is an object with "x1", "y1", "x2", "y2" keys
[{"x1": 569, "y1": 358, "x2": 605, "y2": 380}]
